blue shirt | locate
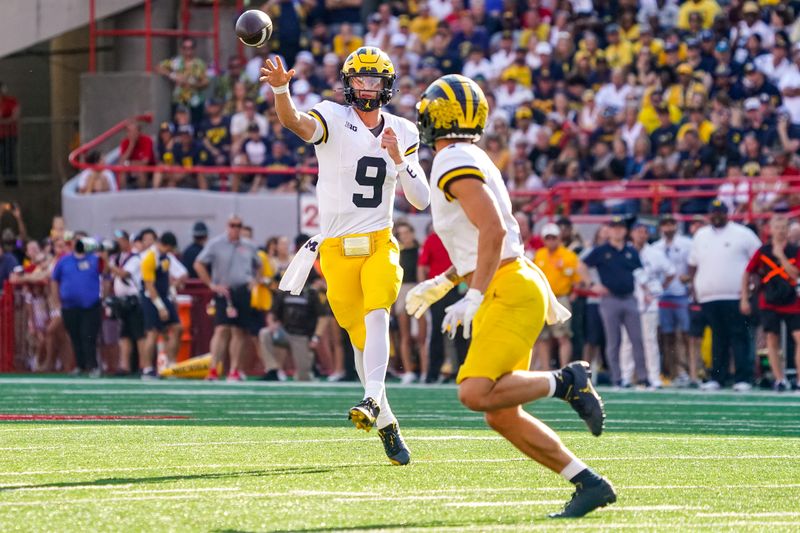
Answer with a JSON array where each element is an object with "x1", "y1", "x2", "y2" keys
[
  {"x1": 52, "y1": 253, "x2": 101, "y2": 309},
  {"x1": 582, "y1": 243, "x2": 642, "y2": 297},
  {"x1": 0, "y1": 253, "x2": 18, "y2": 290}
]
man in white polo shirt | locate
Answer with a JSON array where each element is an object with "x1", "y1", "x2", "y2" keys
[{"x1": 688, "y1": 200, "x2": 761, "y2": 391}]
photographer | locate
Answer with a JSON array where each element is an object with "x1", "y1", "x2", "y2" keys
[
  {"x1": 51, "y1": 236, "x2": 104, "y2": 377},
  {"x1": 108, "y1": 230, "x2": 145, "y2": 375}
]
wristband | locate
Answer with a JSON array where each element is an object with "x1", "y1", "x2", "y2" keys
[
  {"x1": 272, "y1": 84, "x2": 289, "y2": 95},
  {"x1": 395, "y1": 160, "x2": 408, "y2": 173},
  {"x1": 153, "y1": 298, "x2": 166, "y2": 311}
]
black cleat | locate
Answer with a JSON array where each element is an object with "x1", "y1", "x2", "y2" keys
[
  {"x1": 348, "y1": 397, "x2": 380, "y2": 432},
  {"x1": 562, "y1": 361, "x2": 606, "y2": 436},
  {"x1": 378, "y1": 422, "x2": 411, "y2": 465},
  {"x1": 548, "y1": 478, "x2": 617, "y2": 518}
]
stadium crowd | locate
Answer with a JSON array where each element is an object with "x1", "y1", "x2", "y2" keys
[{"x1": 73, "y1": 0, "x2": 800, "y2": 210}]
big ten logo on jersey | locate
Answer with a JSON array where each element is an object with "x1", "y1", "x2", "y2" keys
[
  {"x1": 300, "y1": 193, "x2": 320, "y2": 235},
  {"x1": 345, "y1": 121, "x2": 358, "y2": 132}
]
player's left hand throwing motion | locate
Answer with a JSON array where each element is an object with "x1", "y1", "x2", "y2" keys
[{"x1": 381, "y1": 127, "x2": 403, "y2": 164}]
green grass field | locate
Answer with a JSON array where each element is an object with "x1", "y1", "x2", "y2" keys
[{"x1": 0, "y1": 378, "x2": 799, "y2": 532}]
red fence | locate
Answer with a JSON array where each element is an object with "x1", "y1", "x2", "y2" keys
[{"x1": 0, "y1": 281, "x2": 14, "y2": 372}]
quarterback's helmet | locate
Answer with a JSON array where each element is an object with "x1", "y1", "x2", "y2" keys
[
  {"x1": 341, "y1": 47, "x2": 396, "y2": 111},
  {"x1": 416, "y1": 74, "x2": 489, "y2": 146}
]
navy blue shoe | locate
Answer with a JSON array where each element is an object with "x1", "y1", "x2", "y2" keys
[
  {"x1": 548, "y1": 478, "x2": 617, "y2": 518},
  {"x1": 348, "y1": 397, "x2": 380, "y2": 432},
  {"x1": 378, "y1": 423, "x2": 411, "y2": 465},
  {"x1": 562, "y1": 361, "x2": 606, "y2": 436}
]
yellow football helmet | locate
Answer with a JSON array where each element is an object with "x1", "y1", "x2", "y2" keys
[
  {"x1": 341, "y1": 47, "x2": 396, "y2": 111},
  {"x1": 417, "y1": 74, "x2": 489, "y2": 145}
]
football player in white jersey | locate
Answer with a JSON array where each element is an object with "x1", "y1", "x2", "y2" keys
[
  {"x1": 260, "y1": 47, "x2": 430, "y2": 465},
  {"x1": 405, "y1": 75, "x2": 616, "y2": 517}
]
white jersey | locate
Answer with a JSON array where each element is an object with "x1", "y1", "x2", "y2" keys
[
  {"x1": 308, "y1": 101, "x2": 421, "y2": 238},
  {"x1": 430, "y1": 142, "x2": 524, "y2": 276}
]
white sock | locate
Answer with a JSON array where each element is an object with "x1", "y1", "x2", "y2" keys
[
  {"x1": 354, "y1": 344, "x2": 396, "y2": 428},
  {"x1": 352, "y1": 346, "x2": 366, "y2": 386},
  {"x1": 362, "y1": 309, "x2": 390, "y2": 404},
  {"x1": 559, "y1": 459, "x2": 588, "y2": 482},
  {"x1": 546, "y1": 372, "x2": 557, "y2": 398}
]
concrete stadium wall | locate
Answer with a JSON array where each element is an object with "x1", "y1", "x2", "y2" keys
[
  {"x1": 62, "y1": 183, "x2": 432, "y2": 249},
  {"x1": 0, "y1": 0, "x2": 144, "y2": 59}
]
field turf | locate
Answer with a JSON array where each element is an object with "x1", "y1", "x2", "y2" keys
[{"x1": 0, "y1": 377, "x2": 799, "y2": 532}]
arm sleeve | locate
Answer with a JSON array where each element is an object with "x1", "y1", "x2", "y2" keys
[
  {"x1": 307, "y1": 103, "x2": 331, "y2": 145},
  {"x1": 141, "y1": 251, "x2": 156, "y2": 283},
  {"x1": 398, "y1": 152, "x2": 430, "y2": 210}
]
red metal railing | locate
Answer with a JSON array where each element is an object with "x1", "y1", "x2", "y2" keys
[{"x1": 89, "y1": 0, "x2": 227, "y2": 73}]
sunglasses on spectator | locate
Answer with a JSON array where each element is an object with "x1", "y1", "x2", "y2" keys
[{"x1": 229, "y1": 222, "x2": 243, "y2": 228}]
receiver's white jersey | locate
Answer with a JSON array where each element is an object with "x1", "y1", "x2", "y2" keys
[
  {"x1": 430, "y1": 142, "x2": 524, "y2": 276},
  {"x1": 308, "y1": 101, "x2": 421, "y2": 238}
]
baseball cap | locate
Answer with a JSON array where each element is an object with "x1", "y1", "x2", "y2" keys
[
  {"x1": 708, "y1": 199, "x2": 729, "y2": 213},
  {"x1": 515, "y1": 107, "x2": 533, "y2": 120},
  {"x1": 715, "y1": 41, "x2": 730, "y2": 53},
  {"x1": 686, "y1": 38, "x2": 700, "y2": 49},
  {"x1": 206, "y1": 97, "x2": 222, "y2": 106},
  {"x1": 159, "y1": 121, "x2": 173, "y2": 133},
  {"x1": 602, "y1": 106, "x2": 619, "y2": 118},
  {"x1": 556, "y1": 216, "x2": 572, "y2": 227},
  {"x1": 113, "y1": 229, "x2": 130, "y2": 240},
  {"x1": 368, "y1": 13, "x2": 382, "y2": 24},
  {"x1": 177, "y1": 124, "x2": 194, "y2": 136},
  {"x1": 608, "y1": 216, "x2": 627, "y2": 227},
  {"x1": 659, "y1": 214, "x2": 677, "y2": 225},
  {"x1": 192, "y1": 221, "x2": 209, "y2": 238},
  {"x1": 743, "y1": 1, "x2": 759, "y2": 14},
  {"x1": 293, "y1": 79, "x2": 311, "y2": 95},
  {"x1": 323, "y1": 52, "x2": 340, "y2": 66},
  {"x1": 744, "y1": 97, "x2": 760, "y2": 111},
  {"x1": 605, "y1": 23, "x2": 620, "y2": 34},
  {"x1": 541, "y1": 223, "x2": 561, "y2": 238},
  {"x1": 743, "y1": 62, "x2": 756, "y2": 74},
  {"x1": 700, "y1": 30, "x2": 714, "y2": 42},
  {"x1": 665, "y1": 42, "x2": 679, "y2": 53}
]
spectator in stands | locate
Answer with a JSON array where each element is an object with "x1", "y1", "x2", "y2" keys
[
  {"x1": 742, "y1": 213, "x2": 800, "y2": 392},
  {"x1": 158, "y1": 38, "x2": 209, "y2": 127},
  {"x1": 333, "y1": 23, "x2": 363, "y2": 60},
  {"x1": 195, "y1": 215, "x2": 261, "y2": 382},
  {"x1": 51, "y1": 236, "x2": 103, "y2": 377},
  {"x1": 199, "y1": 98, "x2": 231, "y2": 167},
  {"x1": 181, "y1": 221, "x2": 208, "y2": 278},
  {"x1": 119, "y1": 120, "x2": 156, "y2": 189},
  {"x1": 533, "y1": 223, "x2": 580, "y2": 370},
  {"x1": 231, "y1": 98, "x2": 268, "y2": 154},
  {"x1": 264, "y1": 140, "x2": 297, "y2": 191},
  {"x1": 155, "y1": 121, "x2": 174, "y2": 162},
  {"x1": 0, "y1": 81, "x2": 20, "y2": 183},
  {"x1": 579, "y1": 216, "x2": 649, "y2": 387},
  {"x1": 139, "y1": 232, "x2": 183, "y2": 378},
  {"x1": 109, "y1": 230, "x2": 144, "y2": 376},
  {"x1": 689, "y1": 200, "x2": 761, "y2": 391},
  {"x1": 212, "y1": 55, "x2": 254, "y2": 105},
  {"x1": 155, "y1": 125, "x2": 208, "y2": 189},
  {"x1": 76, "y1": 151, "x2": 117, "y2": 194},
  {"x1": 235, "y1": 123, "x2": 270, "y2": 192}
]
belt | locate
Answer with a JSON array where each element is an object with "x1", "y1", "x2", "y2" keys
[{"x1": 321, "y1": 227, "x2": 392, "y2": 257}]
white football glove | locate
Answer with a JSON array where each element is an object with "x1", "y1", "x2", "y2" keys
[
  {"x1": 405, "y1": 274, "x2": 455, "y2": 319},
  {"x1": 441, "y1": 288, "x2": 484, "y2": 339}
]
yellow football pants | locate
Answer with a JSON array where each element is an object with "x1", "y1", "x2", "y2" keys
[
  {"x1": 319, "y1": 227, "x2": 402, "y2": 352},
  {"x1": 457, "y1": 258, "x2": 548, "y2": 383}
]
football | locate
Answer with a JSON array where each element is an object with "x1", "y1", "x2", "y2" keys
[{"x1": 235, "y1": 9, "x2": 273, "y2": 48}]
